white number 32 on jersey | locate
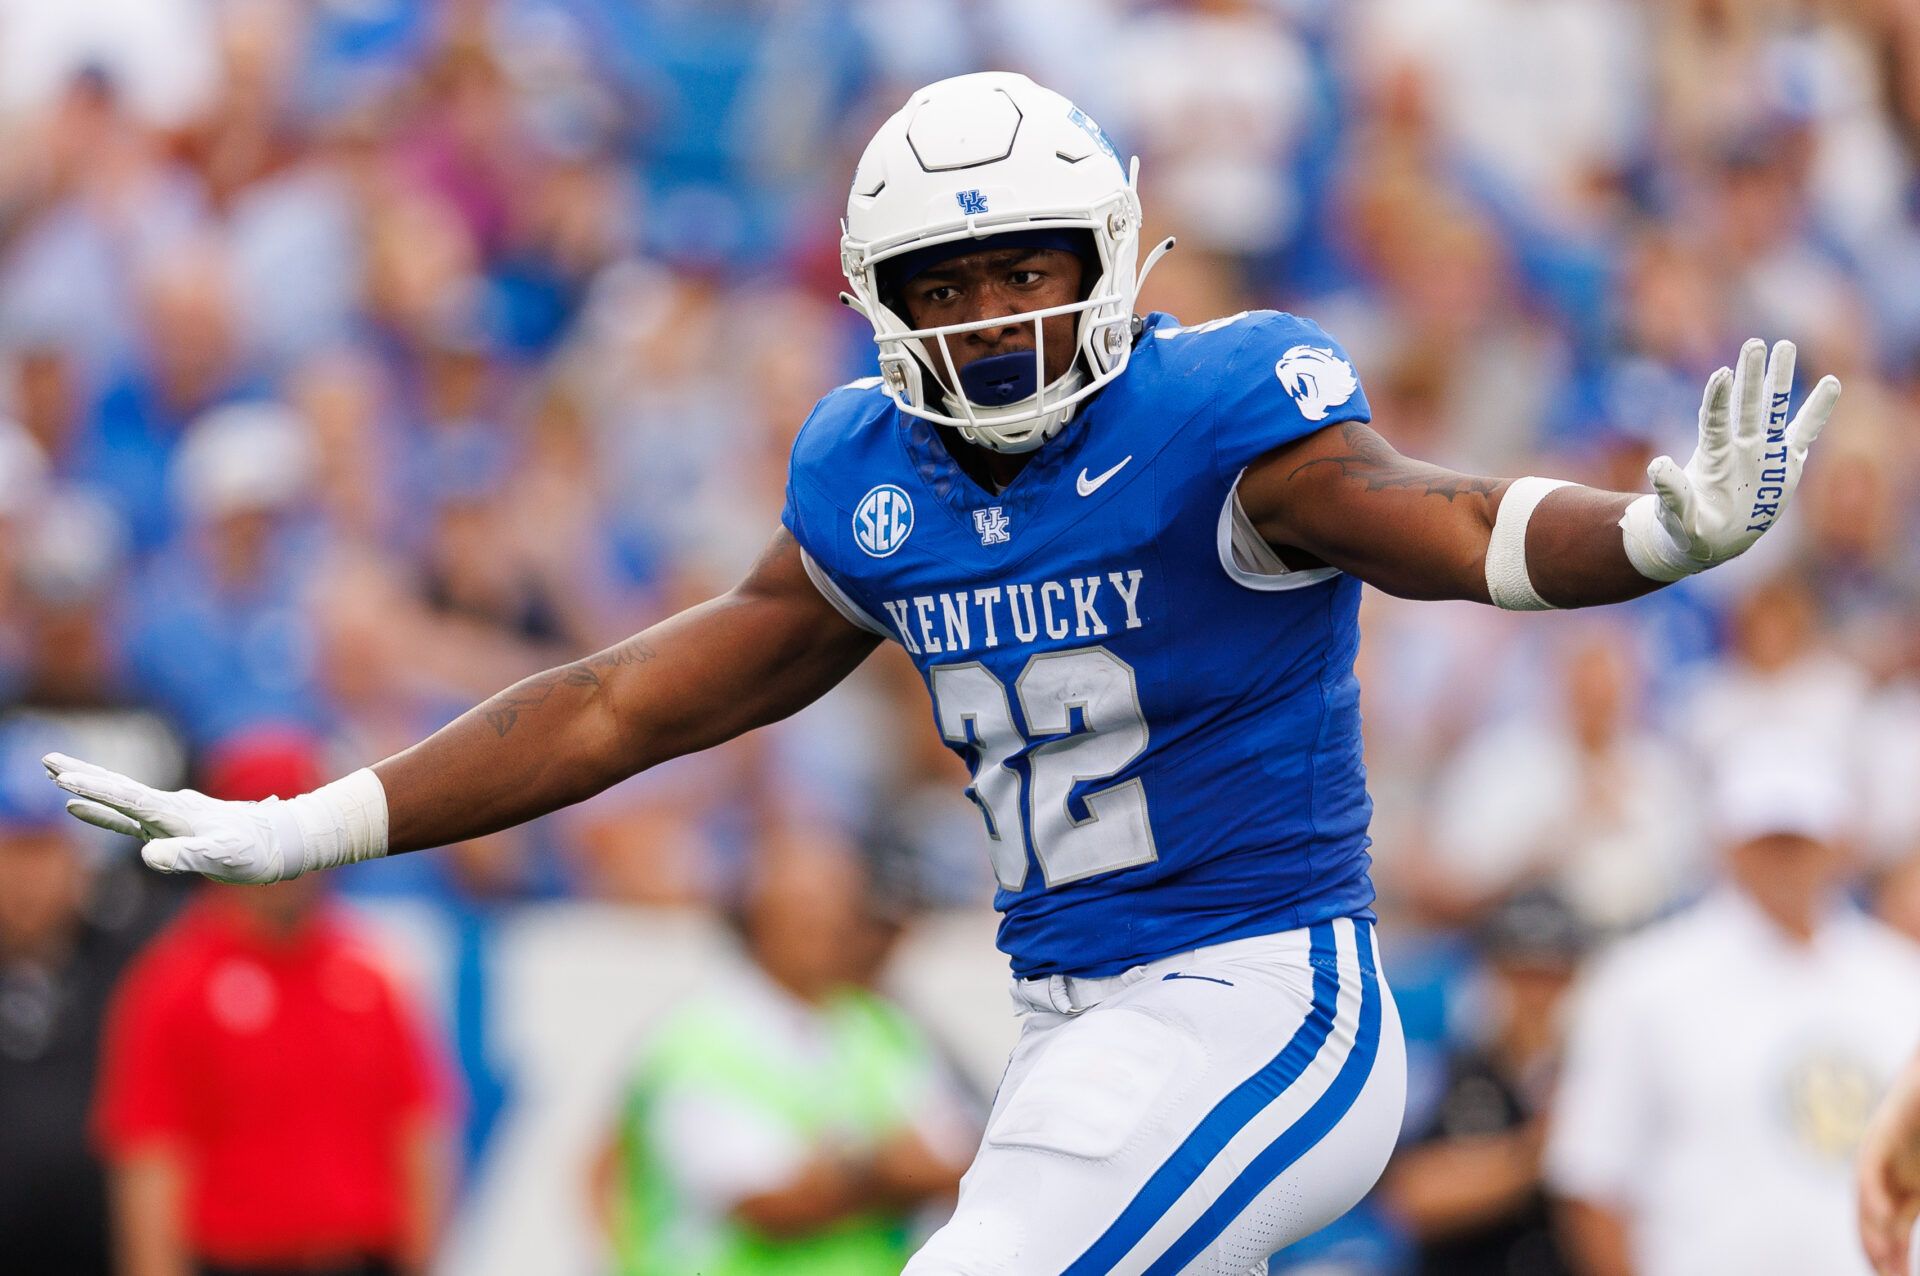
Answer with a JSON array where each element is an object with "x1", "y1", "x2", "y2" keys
[{"x1": 931, "y1": 646, "x2": 1157, "y2": 890}]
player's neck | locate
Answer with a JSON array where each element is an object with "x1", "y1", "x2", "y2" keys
[{"x1": 940, "y1": 428, "x2": 1036, "y2": 494}]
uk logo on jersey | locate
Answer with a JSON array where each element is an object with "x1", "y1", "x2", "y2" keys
[
  {"x1": 1274, "y1": 345, "x2": 1359, "y2": 423},
  {"x1": 854, "y1": 484, "x2": 915, "y2": 557},
  {"x1": 973, "y1": 506, "x2": 1011, "y2": 545},
  {"x1": 956, "y1": 189, "x2": 990, "y2": 215}
]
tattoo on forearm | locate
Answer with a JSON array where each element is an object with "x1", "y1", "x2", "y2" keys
[
  {"x1": 482, "y1": 637, "x2": 658, "y2": 737},
  {"x1": 1286, "y1": 422, "x2": 1499, "y2": 502}
]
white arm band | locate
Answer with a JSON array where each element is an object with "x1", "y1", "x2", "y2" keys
[
  {"x1": 1484, "y1": 476, "x2": 1572, "y2": 610},
  {"x1": 266, "y1": 768, "x2": 390, "y2": 876}
]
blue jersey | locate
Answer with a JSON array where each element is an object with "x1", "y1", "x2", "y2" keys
[{"x1": 781, "y1": 311, "x2": 1377, "y2": 978}]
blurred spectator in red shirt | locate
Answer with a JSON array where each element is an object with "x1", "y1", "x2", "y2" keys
[{"x1": 93, "y1": 731, "x2": 451, "y2": 1276}]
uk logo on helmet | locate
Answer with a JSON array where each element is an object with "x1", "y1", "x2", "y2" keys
[
  {"x1": 1066, "y1": 106, "x2": 1118, "y2": 159},
  {"x1": 955, "y1": 189, "x2": 990, "y2": 216},
  {"x1": 854, "y1": 484, "x2": 915, "y2": 558}
]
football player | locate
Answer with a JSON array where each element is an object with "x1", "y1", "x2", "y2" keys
[{"x1": 45, "y1": 74, "x2": 1839, "y2": 1273}]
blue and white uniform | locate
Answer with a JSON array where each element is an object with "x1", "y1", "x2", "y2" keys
[
  {"x1": 783, "y1": 310, "x2": 1406, "y2": 1273},
  {"x1": 783, "y1": 310, "x2": 1377, "y2": 977}
]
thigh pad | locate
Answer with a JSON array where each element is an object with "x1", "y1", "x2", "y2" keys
[{"x1": 986, "y1": 1007, "x2": 1199, "y2": 1161}]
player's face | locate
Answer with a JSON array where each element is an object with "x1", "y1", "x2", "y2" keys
[{"x1": 900, "y1": 247, "x2": 1085, "y2": 387}]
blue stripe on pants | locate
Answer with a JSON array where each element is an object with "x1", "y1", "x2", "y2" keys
[
  {"x1": 1139, "y1": 919, "x2": 1381, "y2": 1274},
  {"x1": 1062, "y1": 922, "x2": 1343, "y2": 1275}
]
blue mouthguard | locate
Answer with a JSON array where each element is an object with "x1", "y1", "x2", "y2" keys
[{"x1": 957, "y1": 350, "x2": 1041, "y2": 406}]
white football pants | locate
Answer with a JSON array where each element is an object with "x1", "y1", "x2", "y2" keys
[{"x1": 907, "y1": 917, "x2": 1405, "y2": 1275}]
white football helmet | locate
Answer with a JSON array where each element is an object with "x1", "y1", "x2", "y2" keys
[{"x1": 840, "y1": 72, "x2": 1174, "y2": 452}]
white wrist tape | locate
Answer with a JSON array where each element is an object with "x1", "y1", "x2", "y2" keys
[
  {"x1": 266, "y1": 768, "x2": 390, "y2": 877},
  {"x1": 1485, "y1": 477, "x2": 1571, "y2": 610},
  {"x1": 1618, "y1": 494, "x2": 1702, "y2": 582}
]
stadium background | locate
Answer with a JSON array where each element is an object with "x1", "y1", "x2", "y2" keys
[{"x1": 3, "y1": 0, "x2": 1920, "y2": 1272}]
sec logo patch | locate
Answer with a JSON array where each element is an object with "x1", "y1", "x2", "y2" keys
[{"x1": 854, "y1": 484, "x2": 914, "y2": 557}]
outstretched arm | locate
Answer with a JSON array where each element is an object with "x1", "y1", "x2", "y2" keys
[
  {"x1": 378, "y1": 529, "x2": 879, "y2": 851},
  {"x1": 1859, "y1": 1046, "x2": 1920, "y2": 1276},
  {"x1": 1236, "y1": 422, "x2": 1647, "y2": 605},
  {"x1": 46, "y1": 529, "x2": 881, "y2": 876},
  {"x1": 1237, "y1": 339, "x2": 1839, "y2": 609}
]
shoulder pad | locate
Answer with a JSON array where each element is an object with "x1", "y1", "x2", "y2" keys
[
  {"x1": 790, "y1": 376, "x2": 896, "y2": 477},
  {"x1": 1206, "y1": 310, "x2": 1371, "y2": 475}
]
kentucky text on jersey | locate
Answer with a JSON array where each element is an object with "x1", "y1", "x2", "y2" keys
[
  {"x1": 782, "y1": 310, "x2": 1380, "y2": 978},
  {"x1": 880, "y1": 569, "x2": 1146, "y2": 654}
]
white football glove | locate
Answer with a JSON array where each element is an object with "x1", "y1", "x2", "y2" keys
[
  {"x1": 1620, "y1": 338, "x2": 1841, "y2": 581},
  {"x1": 42, "y1": 753, "x2": 387, "y2": 883}
]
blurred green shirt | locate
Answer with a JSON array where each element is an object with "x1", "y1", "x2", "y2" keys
[{"x1": 610, "y1": 971, "x2": 959, "y2": 1276}]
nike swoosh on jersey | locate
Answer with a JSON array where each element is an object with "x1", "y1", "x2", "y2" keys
[{"x1": 1076, "y1": 455, "x2": 1133, "y2": 496}]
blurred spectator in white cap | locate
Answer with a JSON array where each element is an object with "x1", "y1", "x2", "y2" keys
[
  {"x1": 121, "y1": 400, "x2": 329, "y2": 750},
  {"x1": 18, "y1": 484, "x2": 127, "y2": 611},
  {"x1": 69, "y1": 236, "x2": 269, "y2": 552},
  {"x1": 168, "y1": 398, "x2": 315, "y2": 522},
  {"x1": 1546, "y1": 740, "x2": 1920, "y2": 1276},
  {"x1": 1, "y1": 486, "x2": 189, "y2": 815}
]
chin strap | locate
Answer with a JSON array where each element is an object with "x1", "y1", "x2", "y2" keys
[{"x1": 944, "y1": 368, "x2": 1086, "y2": 453}]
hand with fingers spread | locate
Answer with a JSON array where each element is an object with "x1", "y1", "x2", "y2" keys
[
  {"x1": 43, "y1": 752, "x2": 388, "y2": 884},
  {"x1": 1860, "y1": 1050, "x2": 1920, "y2": 1276},
  {"x1": 1620, "y1": 338, "x2": 1841, "y2": 582}
]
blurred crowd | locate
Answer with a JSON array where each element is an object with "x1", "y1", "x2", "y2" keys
[{"x1": 5, "y1": 0, "x2": 1920, "y2": 1273}]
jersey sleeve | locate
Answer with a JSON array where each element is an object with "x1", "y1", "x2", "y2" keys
[
  {"x1": 1210, "y1": 312, "x2": 1371, "y2": 478},
  {"x1": 777, "y1": 468, "x2": 812, "y2": 558},
  {"x1": 779, "y1": 380, "x2": 871, "y2": 562},
  {"x1": 781, "y1": 470, "x2": 891, "y2": 637},
  {"x1": 781, "y1": 393, "x2": 894, "y2": 639}
]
